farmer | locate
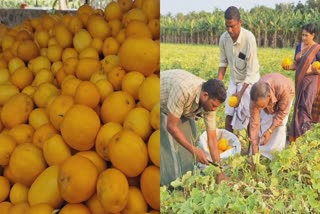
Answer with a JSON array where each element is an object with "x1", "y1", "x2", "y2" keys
[
  {"x1": 160, "y1": 69, "x2": 229, "y2": 186},
  {"x1": 249, "y1": 73, "x2": 295, "y2": 159},
  {"x1": 217, "y1": 6, "x2": 260, "y2": 132},
  {"x1": 282, "y1": 23, "x2": 320, "y2": 142}
]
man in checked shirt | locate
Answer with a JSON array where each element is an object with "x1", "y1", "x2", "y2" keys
[{"x1": 160, "y1": 69, "x2": 229, "y2": 186}]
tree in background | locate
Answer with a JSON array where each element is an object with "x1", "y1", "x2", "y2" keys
[{"x1": 161, "y1": 2, "x2": 320, "y2": 48}]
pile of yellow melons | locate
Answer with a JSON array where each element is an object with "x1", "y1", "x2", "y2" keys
[{"x1": 0, "y1": 0, "x2": 160, "y2": 213}]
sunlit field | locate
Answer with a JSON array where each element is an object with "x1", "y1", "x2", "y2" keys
[{"x1": 160, "y1": 43, "x2": 320, "y2": 214}]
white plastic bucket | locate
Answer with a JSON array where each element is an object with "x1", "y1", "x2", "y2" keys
[{"x1": 198, "y1": 129, "x2": 241, "y2": 169}]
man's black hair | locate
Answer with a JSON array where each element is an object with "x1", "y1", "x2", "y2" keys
[
  {"x1": 224, "y1": 6, "x2": 241, "y2": 21},
  {"x1": 202, "y1": 79, "x2": 226, "y2": 102}
]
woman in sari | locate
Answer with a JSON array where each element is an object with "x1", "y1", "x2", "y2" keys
[{"x1": 283, "y1": 23, "x2": 320, "y2": 142}]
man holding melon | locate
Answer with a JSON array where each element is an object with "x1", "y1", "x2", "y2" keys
[
  {"x1": 249, "y1": 73, "x2": 295, "y2": 159},
  {"x1": 217, "y1": 6, "x2": 260, "y2": 132},
  {"x1": 160, "y1": 69, "x2": 229, "y2": 186}
]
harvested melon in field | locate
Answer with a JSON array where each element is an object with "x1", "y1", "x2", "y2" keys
[{"x1": 218, "y1": 138, "x2": 229, "y2": 151}]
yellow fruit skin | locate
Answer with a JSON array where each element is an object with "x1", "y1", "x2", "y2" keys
[
  {"x1": 86, "y1": 194, "x2": 105, "y2": 214},
  {"x1": 150, "y1": 102, "x2": 160, "y2": 130},
  {"x1": 0, "y1": 176, "x2": 10, "y2": 202},
  {"x1": 59, "y1": 203, "x2": 91, "y2": 214},
  {"x1": 97, "y1": 168, "x2": 129, "y2": 213},
  {"x1": 28, "y1": 165, "x2": 64, "y2": 208},
  {"x1": 76, "y1": 58, "x2": 101, "y2": 81},
  {"x1": 148, "y1": 130, "x2": 160, "y2": 167},
  {"x1": 60, "y1": 104, "x2": 101, "y2": 151},
  {"x1": 76, "y1": 151, "x2": 107, "y2": 174},
  {"x1": 9, "y1": 183, "x2": 29, "y2": 205},
  {"x1": 138, "y1": 74, "x2": 160, "y2": 111},
  {"x1": 0, "y1": 134, "x2": 17, "y2": 166},
  {"x1": 9, "y1": 143, "x2": 47, "y2": 187},
  {"x1": 1, "y1": 93, "x2": 34, "y2": 129},
  {"x1": 123, "y1": 107, "x2": 152, "y2": 141},
  {"x1": 228, "y1": 96, "x2": 238, "y2": 108},
  {"x1": 140, "y1": 165, "x2": 160, "y2": 210},
  {"x1": 95, "y1": 122, "x2": 122, "y2": 161},
  {"x1": 122, "y1": 186, "x2": 148, "y2": 213},
  {"x1": 0, "y1": 201, "x2": 12, "y2": 214},
  {"x1": 218, "y1": 138, "x2": 229, "y2": 151},
  {"x1": 101, "y1": 91, "x2": 135, "y2": 124},
  {"x1": 118, "y1": 38, "x2": 159, "y2": 76},
  {"x1": 312, "y1": 61, "x2": 320, "y2": 70},
  {"x1": 281, "y1": 57, "x2": 292, "y2": 68},
  {"x1": 109, "y1": 129, "x2": 149, "y2": 177},
  {"x1": 42, "y1": 134, "x2": 71, "y2": 166},
  {"x1": 0, "y1": 84, "x2": 19, "y2": 106},
  {"x1": 58, "y1": 155, "x2": 99, "y2": 203}
]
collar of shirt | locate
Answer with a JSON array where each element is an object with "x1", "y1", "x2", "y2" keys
[
  {"x1": 233, "y1": 27, "x2": 243, "y2": 45},
  {"x1": 227, "y1": 27, "x2": 244, "y2": 46}
]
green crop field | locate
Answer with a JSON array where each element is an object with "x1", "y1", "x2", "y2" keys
[{"x1": 160, "y1": 43, "x2": 320, "y2": 213}]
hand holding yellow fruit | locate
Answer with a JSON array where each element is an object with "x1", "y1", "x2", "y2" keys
[
  {"x1": 311, "y1": 61, "x2": 320, "y2": 74},
  {"x1": 228, "y1": 95, "x2": 238, "y2": 108},
  {"x1": 281, "y1": 57, "x2": 292, "y2": 70}
]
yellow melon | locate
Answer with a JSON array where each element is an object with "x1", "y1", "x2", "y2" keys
[
  {"x1": 58, "y1": 155, "x2": 99, "y2": 203},
  {"x1": 60, "y1": 104, "x2": 101, "y2": 151},
  {"x1": 97, "y1": 168, "x2": 129, "y2": 213},
  {"x1": 118, "y1": 38, "x2": 159, "y2": 76},
  {"x1": 28, "y1": 165, "x2": 63, "y2": 208},
  {"x1": 1, "y1": 93, "x2": 34, "y2": 129},
  {"x1": 109, "y1": 129, "x2": 148, "y2": 177}
]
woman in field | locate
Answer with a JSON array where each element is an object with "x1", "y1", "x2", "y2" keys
[{"x1": 283, "y1": 23, "x2": 320, "y2": 141}]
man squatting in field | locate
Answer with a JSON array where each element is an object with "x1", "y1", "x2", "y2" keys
[{"x1": 160, "y1": 69, "x2": 229, "y2": 186}]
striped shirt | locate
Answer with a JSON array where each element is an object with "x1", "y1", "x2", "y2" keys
[
  {"x1": 219, "y1": 27, "x2": 260, "y2": 84},
  {"x1": 161, "y1": 69, "x2": 216, "y2": 130}
]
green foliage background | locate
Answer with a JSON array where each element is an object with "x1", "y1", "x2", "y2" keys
[
  {"x1": 160, "y1": 43, "x2": 320, "y2": 213},
  {"x1": 160, "y1": 1, "x2": 320, "y2": 48}
]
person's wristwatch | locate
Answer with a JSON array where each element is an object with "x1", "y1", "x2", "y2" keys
[{"x1": 268, "y1": 128, "x2": 273, "y2": 134}]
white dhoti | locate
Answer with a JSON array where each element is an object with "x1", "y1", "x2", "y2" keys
[
  {"x1": 225, "y1": 80, "x2": 251, "y2": 130},
  {"x1": 256, "y1": 101, "x2": 293, "y2": 159}
]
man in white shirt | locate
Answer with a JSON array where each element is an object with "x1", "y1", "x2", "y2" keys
[{"x1": 217, "y1": 6, "x2": 260, "y2": 132}]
